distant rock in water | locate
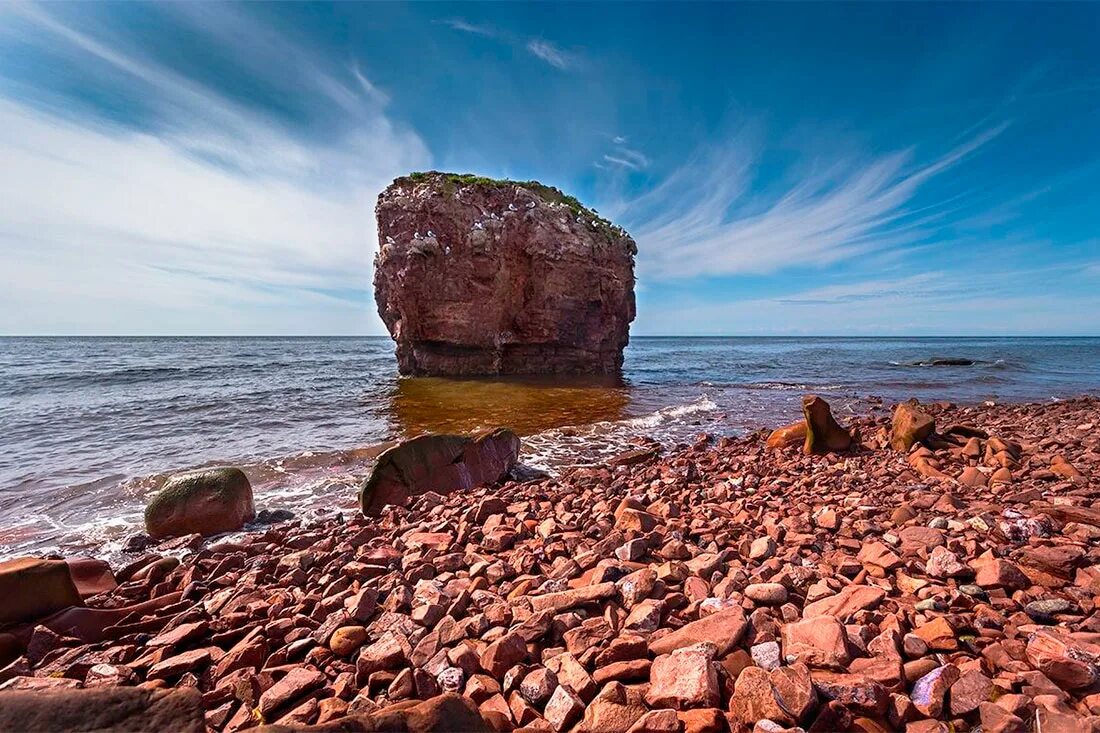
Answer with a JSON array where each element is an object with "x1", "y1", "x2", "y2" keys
[{"x1": 374, "y1": 172, "x2": 636, "y2": 375}]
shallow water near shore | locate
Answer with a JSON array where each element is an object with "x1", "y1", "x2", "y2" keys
[{"x1": 1, "y1": 335, "x2": 1098, "y2": 560}]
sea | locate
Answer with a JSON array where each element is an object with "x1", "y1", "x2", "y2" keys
[{"x1": 2, "y1": 336, "x2": 1098, "y2": 561}]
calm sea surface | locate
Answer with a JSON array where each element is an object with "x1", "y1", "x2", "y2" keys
[{"x1": 1, "y1": 336, "x2": 1098, "y2": 559}]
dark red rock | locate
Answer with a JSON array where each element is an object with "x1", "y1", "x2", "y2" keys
[
  {"x1": 0, "y1": 687, "x2": 203, "y2": 732},
  {"x1": 0, "y1": 557, "x2": 83, "y2": 625},
  {"x1": 359, "y1": 429, "x2": 520, "y2": 516},
  {"x1": 801, "y1": 396, "x2": 852, "y2": 454},
  {"x1": 66, "y1": 558, "x2": 118, "y2": 598},
  {"x1": 374, "y1": 172, "x2": 636, "y2": 375},
  {"x1": 258, "y1": 667, "x2": 326, "y2": 719}
]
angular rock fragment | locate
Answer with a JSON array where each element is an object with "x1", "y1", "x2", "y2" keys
[
  {"x1": 645, "y1": 644, "x2": 719, "y2": 710},
  {"x1": 802, "y1": 395, "x2": 853, "y2": 454},
  {"x1": 891, "y1": 401, "x2": 935, "y2": 452}
]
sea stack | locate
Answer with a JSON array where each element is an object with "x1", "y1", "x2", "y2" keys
[{"x1": 374, "y1": 172, "x2": 637, "y2": 375}]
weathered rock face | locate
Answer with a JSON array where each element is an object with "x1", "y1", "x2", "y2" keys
[
  {"x1": 801, "y1": 395, "x2": 853, "y2": 455},
  {"x1": 0, "y1": 557, "x2": 83, "y2": 625},
  {"x1": 144, "y1": 467, "x2": 255, "y2": 540},
  {"x1": 374, "y1": 172, "x2": 637, "y2": 375},
  {"x1": 359, "y1": 428, "x2": 521, "y2": 516},
  {"x1": 891, "y1": 400, "x2": 935, "y2": 452},
  {"x1": 0, "y1": 687, "x2": 204, "y2": 733}
]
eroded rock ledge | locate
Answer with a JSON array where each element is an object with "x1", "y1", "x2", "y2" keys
[{"x1": 374, "y1": 172, "x2": 637, "y2": 376}]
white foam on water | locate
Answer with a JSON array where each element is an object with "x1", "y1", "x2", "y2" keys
[{"x1": 522, "y1": 394, "x2": 723, "y2": 473}]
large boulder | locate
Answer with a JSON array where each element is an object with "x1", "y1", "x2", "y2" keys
[
  {"x1": 891, "y1": 400, "x2": 935, "y2": 451},
  {"x1": 0, "y1": 558, "x2": 83, "y2": 626},
  {"x1": 360, "y1": 428, "x2": 520, "y2": 516},
  {"x1": 0, "y1": 687, "x2": 203, "y2": 733},
  {"x1": 374, "y1": 172, "x2": 636, "y2": 375},
  {"x1": 802, "y1": 395, "x2": 853, "y2": 455},
  {"x1": 144, "y1": 467, "x2": 255, "y2": 540}
]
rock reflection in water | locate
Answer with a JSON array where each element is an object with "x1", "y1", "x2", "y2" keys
[{"x1": 388, "y1": 375, "x2": 632, "y2": 438}]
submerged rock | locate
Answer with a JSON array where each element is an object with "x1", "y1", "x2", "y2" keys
[
  {"x1": 359, "y1": 428, "x2": 520, "y2": 516},
  {"x1": 374, "y1": 172, "x2": 636, "y2": 375},
  {"x1": 144, "y1": 467, "x2": 255, "y2": 540}
]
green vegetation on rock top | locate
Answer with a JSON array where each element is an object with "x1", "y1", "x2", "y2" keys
[{"x1": 397, "y1": 171, "x2": 622, "y2": 232}]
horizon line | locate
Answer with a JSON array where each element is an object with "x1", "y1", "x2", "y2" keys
[{"x1": 2, "y1": 334, "x2": 1099, "y2": 339}]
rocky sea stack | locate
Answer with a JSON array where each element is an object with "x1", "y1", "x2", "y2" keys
[{"x1": 374, "y1": 172, "x2": 637, "y2": 376}]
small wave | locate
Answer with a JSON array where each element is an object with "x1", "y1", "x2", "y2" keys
[
  {"x1": 727, "y1": 381, "x2": 846, "y2": 392},
  {"x1": 522, "y1": 395, "x2": 724, "y2": 473}
]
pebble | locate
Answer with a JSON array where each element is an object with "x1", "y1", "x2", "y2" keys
[{"x1": 744, "y1": 582, "x2": 788, "y2": 605}]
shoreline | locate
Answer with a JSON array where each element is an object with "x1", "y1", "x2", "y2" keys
[
  {"x1": 4, "y1": 335, "x2": 1099, "y2": 565},
  {"x1": 1, "y1": 394, "x2": 1098, "y2": 731},
  {"x1": 6, "y1": 388, "x2": 1098, "y2": 565}
]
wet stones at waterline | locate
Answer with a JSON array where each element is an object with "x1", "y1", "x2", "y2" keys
[
  {"x1": 143, "y1": 467, "x2": 255, "y2": 540},
  {"x1": 3, "y1": 396, "x2": 1098, "y2": 732},
  {"x1": 359, "y1": 428, "x2": 520, "y2": 516}
]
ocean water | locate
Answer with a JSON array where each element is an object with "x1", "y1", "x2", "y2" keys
[{"x1": 1, "y1": 336, "x2": 1098, "y2": 560}]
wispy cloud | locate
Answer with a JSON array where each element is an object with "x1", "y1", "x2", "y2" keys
[
  {"x1": 439, "y1": 17, "x2": 578, "y2": 71},
  {"x1": 439, "y1": 18, "x2": 496, "y2": 38},
  {"x1": 526, "y1": 40, "x2": 575, "y2": 70},
  {"x1": 773, "y1": 273, "x2": 948, "y2": 304},
  {"x1": 0, "y1": 4, "x2": 429, "y2": 334},
  {"x1": 635, "y1": 267, "x2": 1100, "y2": 336},
  {"x1": 602, "y1": 147, "x2": 650, "y2": 171},
  {"x1": 616, "y1": 124, "x2": 1007, "y2": 279}
]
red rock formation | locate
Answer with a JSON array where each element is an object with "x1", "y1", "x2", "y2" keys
[
  {"x1": 358, "y1": 428, "x2": 520, "y2": 516},
  {"x1": 374, "y1": 172, "x2": 636, "y2": 375}
]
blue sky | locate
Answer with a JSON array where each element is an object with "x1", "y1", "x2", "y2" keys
[{"x1": 1, "y1": 2, "x2": 1098, "y2": 335}]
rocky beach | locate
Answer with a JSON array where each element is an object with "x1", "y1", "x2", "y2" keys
[
  {"x1": 6, "y1": 2, "x2": 1100, "y2": 731},
  {"x1": 1, "y1": 394, "x2": 1098, "y2": 733}
]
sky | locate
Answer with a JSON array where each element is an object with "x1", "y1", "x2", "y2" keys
[{"x1": 1, "y1": 2, "x2": 1098, "y2": 336}]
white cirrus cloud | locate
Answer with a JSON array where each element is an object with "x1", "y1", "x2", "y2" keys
[
  {"x1": 0, "y1": 4, "x2": 430, "y2": 335},
  {"x1": 438, "y1": 17, "x2": 578, "y2": 72},
  {"x1": 526, "y1": 39, "x2": 576, "y2": 71},
  {"x1": 602, "y1": 147, "x2": 650, "y2": 171},
  {"x1": 439, "y1": 18, "x2": 498, "y2": 38},
  {"x1": 614, "y1": 124, "x2": 1007, "y2": 280}
]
